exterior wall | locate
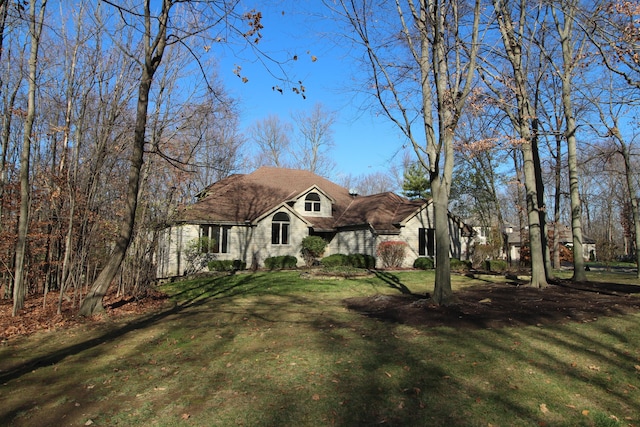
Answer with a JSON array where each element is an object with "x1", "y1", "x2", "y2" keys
[
  {"x1": 156, "y1": 224, "x2": 199, "y2": 278},
  {"x1": 393, "y1": 206, "x2": 469, "y2": 268},
  {"x1": 291, "y1": 190, "x2": 333, "y2": 218},
  {"x1": 245, "y1": 209, "x2": 310, "y2": 267},
  {"x1": 333, "y1": 228, "x2": 376, "y2": 258}
]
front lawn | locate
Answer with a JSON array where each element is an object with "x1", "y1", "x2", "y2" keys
[{"x1": 1, "y1": 270, "x2": 639, "y2": 426}]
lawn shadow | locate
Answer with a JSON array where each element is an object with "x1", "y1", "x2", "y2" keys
[
  {"x1": 373, "y1": 271, "x2": 415, "y2": 295},
  {"x1": 0, "y1": 273, "x2": 261, "y2": 386}
]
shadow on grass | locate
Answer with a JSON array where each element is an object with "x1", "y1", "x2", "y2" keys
[
  {"x1": 373, "y1": 271, "x2": 415, "y2": 295},
  {"x1": 0, "y1": 273, "x2": 262, "y2": 386}
]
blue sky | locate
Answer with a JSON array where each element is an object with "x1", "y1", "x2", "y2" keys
[{"x1": 217, "y1": 0, "x2": 408, "y2": 179}]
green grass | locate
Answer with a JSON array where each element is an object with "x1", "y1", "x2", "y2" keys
[{"x1": 1, "y1": 270, "x2": 639, "y2": 426}]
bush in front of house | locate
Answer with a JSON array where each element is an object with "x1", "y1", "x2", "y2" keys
[
  {"x1": 300, "y1": 236, "x2": 328, "y2": 267},
  {"x1": 321, "y1": 254, "x2": 349, "y2": 267},
  {"x1": 208, "y1": 260, "x2": 246, "y2": 272},
  {"x1": 450, "y1": 258, "x2": 472, "y2": 272},
  {"x1": 320, "y1": 253, "x2": 376, "y2": 269},
  {"x1": 264, "y1": 255, "x2": 297, "y2": 270},
  {"x1": 483, "y1": 259, "x2": 507, "y2": 272},
  {"x1": 376, "y1": 241, "x2": 408, "y2": 268},
  {"x1": 347, "y1": 253, "x2": 376, "y2": 269},
  {"x1": 413, "y1": 257, "x2": 434, "y2": 270}
]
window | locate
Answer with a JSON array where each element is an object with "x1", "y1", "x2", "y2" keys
[
  {"x1": 199, "y1": 225, "x2": 230, "y2": 253},
  {"x1": 418, "y1": 228, "x2": 435, "y2": 256},
  {"x1": 304, "y1": 192, "x2": 321, "y2": 212},
  {"x1": 272, "y1": 212, "x2": 290, "y2": 245}
]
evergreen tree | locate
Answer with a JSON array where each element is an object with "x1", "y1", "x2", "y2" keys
[{"x1": 401, "y1": 163, "x2": 430, "y2": 200}]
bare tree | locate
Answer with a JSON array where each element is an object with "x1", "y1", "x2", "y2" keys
[
  {"x1": 330, "y1": 0, "x2": 481, "y2": 305},
  {"x1": 291, "y1": 102, "x2": 336, "y2": 176},
  {"x1": 550, "y1": 0, "x2": 587, "y2": 280},
  {"x1": 248, "y1": 114, "x2": 292, "y2": 169},
  {"x1": 484, "y1": 0, "x2": 549, "y2": 288},
  {"x1": 13, "y1": 0, "x2": 47, "y2": 315}
]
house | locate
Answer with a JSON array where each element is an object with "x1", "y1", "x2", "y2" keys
[
  {"x1": 505, "y1": 223, "x2": 597, "y2": 264},
  {"x1": 155, "y1": 167, "x2": 474, "y2": 277}
]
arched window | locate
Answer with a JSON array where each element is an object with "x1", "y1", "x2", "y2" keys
[
  {"x1": 272, "y1": 212, "x2": 290, "y2": 244},
  {"x1": 305, "y1": 192, "x2": 321, "y2": 212}
]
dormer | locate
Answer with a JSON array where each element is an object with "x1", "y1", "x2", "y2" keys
[{"x1": 291, "y1": 186, "x2": 334, "y2": 218}]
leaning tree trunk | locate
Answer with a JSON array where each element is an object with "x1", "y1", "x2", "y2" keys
[
  {"x1": 79, "y1": 1, "x2": 169, "y2": 315},
  {"x1": 79, "y1": 67, "x2": 155, "y2": 316}
]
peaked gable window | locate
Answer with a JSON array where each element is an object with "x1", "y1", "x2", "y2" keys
[
  {"x1": 304, "y1": 192, "x2": 321, "y2": 212},
  {"x1": 272, "y1": 212, "x2": 290, "y2": 245}
]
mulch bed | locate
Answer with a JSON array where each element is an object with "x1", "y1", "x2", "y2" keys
[{"x1": 344, "y1": 280, "x2": 640, "y2": 329}]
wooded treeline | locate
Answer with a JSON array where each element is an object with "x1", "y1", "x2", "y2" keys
[
  {"x1": 0, "y1": 0, "x2": 247, "y2": 315},
  {"x1": 1, "y1": 0, "x2": 639, "y2": 314}
]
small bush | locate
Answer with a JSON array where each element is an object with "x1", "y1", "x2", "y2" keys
[
  {"x1": 321, "y1": 254, "x2": 349, "y2": 268},
  {"x1": 450, "y1": 258, "x2": 471, "y2": 272},
  {"x1": 482, "y1": 259, "x2": 507, "y2": 272},
  {"x1": 347, "y1": 253, "x2": 376, "y2": 269},
  {"x1": 320, "y1": 253, "x2": 376, "y2": 269},
  {"x1": 208, "y1": 260, "x2": 246, "y2": 272},
  {"x1": 377, "y1": 241, "x2": 408, "y2": 268},
  {"x1": 264, "y1": 255, "x2": 297, "y2": 270},
  {"x1": 300, "y1": 236, "x2": 328, "y2": 267},
  {"x1": 413, "y1": 257, "x2": 434, "y2": 270}
]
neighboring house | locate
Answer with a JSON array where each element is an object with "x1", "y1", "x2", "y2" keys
[
  {"x1": 505, "y1": 223, "x2": 596, "y2": 263},
  {"x1": 156, "y1": 167, "x2": 474, "y2": 277}
]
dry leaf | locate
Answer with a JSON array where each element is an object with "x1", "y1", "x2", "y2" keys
[
  {"x1": 540, "y1": 403, "x2": 549, "y2": 414},
  {"x1": 181, "y1": 413, "x2": 190, "y2": 420},
  {"x1": 582, "y1": 409, "x2": 590, "y2": 416},
  {"x1": 312, "y1": 394, "x2": 320, "y2": 401}
]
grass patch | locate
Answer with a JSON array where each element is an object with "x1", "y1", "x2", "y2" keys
[{"x1": 1, "y1": 270, "x2": 639, "y2": 426}]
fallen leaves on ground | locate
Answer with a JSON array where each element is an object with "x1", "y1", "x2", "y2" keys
[{"x1": 1, "y1": 289, "x2": 170, "y2": 340}]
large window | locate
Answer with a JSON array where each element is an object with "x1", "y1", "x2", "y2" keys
[
  {"x1": 200, "y1": 225, "x2": 230, "y2": 253},
  {"x1": 304, "y1": 192, "x2": 321, "y2": 212},
  {"x1": 272, "y1": 212, "x2": 290, "y2": 245},
  {"x1": 418, "y1": 228, "x2": 435, "y2": 257}
]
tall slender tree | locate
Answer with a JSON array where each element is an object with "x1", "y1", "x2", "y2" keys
[
  {"x1": 331, "y1": 0, "x2": 481, "y2": 304},
  {"x1": 13, "y1": 0, "x2": 47, "y2": 315}
]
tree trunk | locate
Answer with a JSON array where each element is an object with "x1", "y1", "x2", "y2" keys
[
  {"x1": 79, "y1": 0, "x2": 169, "y2": 316},
  {"x1": 552, "y1": 0, "x2": 587, "y2": 281},
  {"x1": 493, "y1": 0, "x2": 548, "y2": 288},
  {"x1": 13, "y1": 0, "x2": 47, "y2": 316},
  {"x1": 431, "y1": 176, "x2": 454, "y2": 305}
]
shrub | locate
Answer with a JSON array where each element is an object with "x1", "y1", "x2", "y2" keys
[
  {"x1": 321, "y1": 254, "x2": 349, "y2": 268},
  {"x1": 320, "y1": 253, "x2": 376, "y2": 269},
  {"x1": 208, "y1": 260, "x2": 247, "y2": 272},
  {"x1": 482, "y1": 259, "x2": 507, "y2": 272},
  {"x1": 264, "y1": 255, "x2": 297, "y2": 270},
  {"x1": 413, "y1": 257, "x2": 434, "y2": 270},
  {"x1": 347, "y1": 253, "x2": 376, "y2": 269},
  {"x1": 377, "y1": 241, "x2": 408, "y2": 268},
  {"x1": 450, "y1": 258, "x2": 471, "y2": 272},
  {"x1": 300, "y1": 236, "x2": 328, "y2": 266}
]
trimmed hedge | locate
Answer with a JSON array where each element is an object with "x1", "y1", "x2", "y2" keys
[
  {"x1": 320, "y1": 253, "x2": 376, "y2": 269},
  {"x1": 413, "y1": 257, "x2": 434, "y2": 270},
  {"x1": 450, "y1": 258, "x2": 472, "y2": 272},
  {"x1": 483, "y1": 259, "x2": 508, "y2": 272},
  {"x1": 208, "y1": 260, "x2": 246, "y2": 272},
  {"x1": 264, "y1": 255, "x2": 297, "y2": 270},
  {"x1": 321, "y1": 254, "x2": 348, "y2": 268}
]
